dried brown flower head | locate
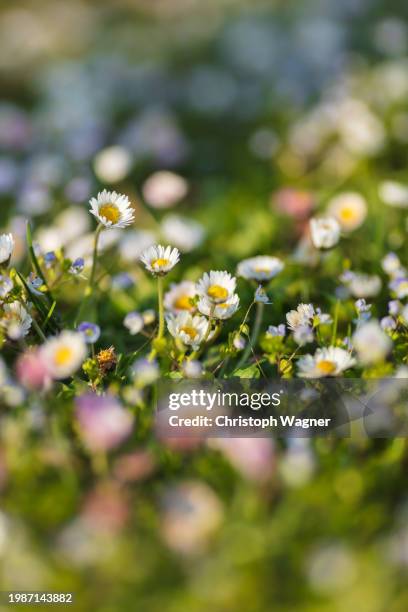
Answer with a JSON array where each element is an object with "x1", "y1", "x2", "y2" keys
[{"x1": 97, "y1": 346, "x2": 117, "y2": 375}]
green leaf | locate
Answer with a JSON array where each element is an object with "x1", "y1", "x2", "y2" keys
[
  {"x1": 234, "y1": 363, "x2": 261, "y2": 378},
  {"x1": 26, "y1": 221, "x2": 54, "y2": 306}
]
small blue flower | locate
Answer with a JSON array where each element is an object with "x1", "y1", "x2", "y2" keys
[
  {"x1": 112, "y1": 272, "x2": 134, "y2": 290},
  {"x1": 254, "y1": 285, "x2": 272, "y2": 304},
  {"x1": 77, "y1": 322, "x2": 101, "y2": 344},
  {"x1": 0, "y1": 275, "x2": 13, "y2": 298},
  {"x1": 44, "y1": 251, "x2": 56, "y2": 268},
  {"x1": 380, "y1": 316, "x2": 396, "y2": 332},
  {"x1": 388, "y1": 300, "x2": 401, "y2": 316},
  {"x1": 27, "y1": 272, "x2": 45, "y2": 296},
  {"x1": 267, "y1": 324, "x2": 286, "y2": 337},
  {"x1": 390, "y1": 277, "x2": 408, "y2": 299},
  {"x1": 355, "y1": 298, "x2": 371, "y2": 314},
  {"x1": 70, "y1": 257, "x2": 85, "y2": 275},
  {"x1": 342, "y1": 336, "x2": 352, "y2": 350}
]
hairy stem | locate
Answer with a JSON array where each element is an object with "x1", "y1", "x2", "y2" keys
[
  {"x1": 89, "y1": 224, "x2": 103, "y2": 296},
  {"x1": 157, "y1": 276, "x2": 165, "y2": 340}
]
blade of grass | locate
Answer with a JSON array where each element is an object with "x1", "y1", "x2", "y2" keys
[
  {"x1": 16, "y1": 271, "x2": 48, "y2": 318},
  {"x1": 30, "y1": 312, "x2": 47, "y2": 342},
  {"x1": 331, "y1": 300, "x2": 340, "y2": 346},
  {"x1": 44, "y1": 300, "x2": 57, "y2": 328},
  {"x1": 16, "y1": 271, "x2": 58, "y2": 333},
  {"x1": 26, "y1": 221, "x2": 54, "y2": 305}
]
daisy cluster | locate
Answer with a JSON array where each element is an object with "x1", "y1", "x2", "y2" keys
[{"x1": 0, "y1": 180, "x2": 405, "y2": 394}]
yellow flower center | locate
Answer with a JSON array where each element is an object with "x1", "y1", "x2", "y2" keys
[
  {"x1": 317, "y1": 360, "x2": 336, "y2": 375},
  {"x1": 180, "y1": 325, "x2": 197, "y2": 340},
  {"x1": 207, "y1": 285, "x2": 228, "y2": 300},
  {"x1": 99, "y1": 203, "x2": 120, "y2": 224},
  {"x1": 152, "y1": 258, "x2": 170, "y2": 269},
  {"x1": 254, "y1": 267, "x2": 270, "y2": 274},
  {"x1": 54, "y1": 346, "x2": 73, "y2": 366},
  {"x1": 174, "y1": 295, "x2": 193, "y2": 310},
  {"x1": 339, "y1": 206, "x2": 356, "y2": 221}
]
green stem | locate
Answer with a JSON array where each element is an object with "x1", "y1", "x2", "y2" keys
[
  {"x1": 157, "y1": 276, "x2": 165, "y2": 340},
  {"x1": 236, "y1": 301, "x2": 264, "y2": 370},
  {"x1": 189, "y1": 305, "x2": 215, "y2": 361},
  {"x1": 30, "y1": 312, "x2": 47, "y2": 342},
  {"x1": 239, "y1": 301, "x2": 255, "y2": 334},
  {"x1": 89, "y1": 224, "x2": 103, "y2": 296},
  {"x1": 203, "y1": 305, "x2": 215, "y2": 344},
  {"x1": 331, "y1": 300, "x2": 340, "y2": 346},
  {"x1": 75, "y1": 224, "x2": 103, "y2": 325},
  {"x1": 148, "y1": 275, "x2": 165, "y2": 361},
  {"x1": 91, "y1": 450, "x2": 108, "y2": 477}
]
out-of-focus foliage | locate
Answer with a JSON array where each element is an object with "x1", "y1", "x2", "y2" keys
[{"x1": 0, "y1": 1, "x2": 408, "y2": 611}]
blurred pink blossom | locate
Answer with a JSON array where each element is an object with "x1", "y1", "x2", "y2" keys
[
  {"x1": 113, "y1": 451, "x2": 156, "y2": 482},
  {"x1": 209, "y1": 437, "x2": 275, "y2": 483},
  {"x1": 161, "y1": 481, "x2": 223, "y2": 555},
  {"x1": 15, "y1": 348, "x2": 51, "y2": 390},
  {"x1": 75, "y1": 394, "x2": 133, "y2": 452},
  {"x1": 273, "y1": 188, "x2": 314, "y2": 219},
  {"x1": 82, "y1": 482, "x2": 129, "y2": 534}
]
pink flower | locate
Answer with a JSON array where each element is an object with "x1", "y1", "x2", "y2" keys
[
  {"x1": 75, "y1": 394, "x2": 133, "y2": 452},
  {"x1": 15, "y1": 348, "x2": 50, "y2": 390},
  {"x1": 81, "y1": 482, "x2": 129, "y2": 534},
  {"x1": 113, "y1": 451, "x2": 155, "y2": 482},
  {"x1": 273, "y1": 188, "x2": 314, "y2": 220},
  {"x1": 209, "y1": 437, "x2": 275, "y2": 483},
  {"x1": 161, "y1": 481, "x2": 223, "y2": 555}
]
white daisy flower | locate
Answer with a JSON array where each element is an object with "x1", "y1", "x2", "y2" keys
[
  {"x1": 379, "y1": 180, "x2": 408, "y2": 209},
  {"x1": 237, "y1": 256, "x2": 284, "y2": 282},
  {"x1": 310, "y1": 217, "x2": 340, "y2": 249},
  {"x1": 93, "y1": 146, "x2": 132, "y2": 184},
  {"x1": 161, "y1": 215, "x2": 205, "y2": 252},
  {"x1": 142, "y1": 171, "x2": 188, "y2": 209},
  {"x1": 197, "y1": 293, "x2": 240, "y2": 320},
  {"x1": 0, "y1": 233, "x2": 14, "y2": 266},
  {"x1": 197, "y1": 271, "x2": 236, "y2": 304},
  {"x1": 381, "y1": 253, "x2": 403, "y2": 277},
  {"x1": 345, "y1": 272, "x2": 382, "y2": 298},
  {"x1": 41, "y1": 331, "x2": 87, "y2": 379},
  {"x1": 140, "y1": 244, "x2": 180, "y2": 276},
  {"x1": 286, "y1": 303, "x2": 315, "y2": 331},
  {"x1": 89, "y1": 190, "x2": 134, "y2": 228},
  {"x1": 123, "y1": 312, "x2": 144, "y2": 335},
  {"x1": 2, "y1": 301, "x2": 32, "y2": 340},
  {"x1": 166, "y1": 311, "x2": 210, "y2": 350},
  {"x1": 352, "y1": 320, "x2": 392, "y2": 365},
  {"x1": 328, "y1": 192, "x2": 367, "y2": 231},
  {"x1": 298, "y1": 347, "x2": 355, "y2": 378},
  {"x1": 164, "y1": 281, "x2": 197, "y2": 313}
]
